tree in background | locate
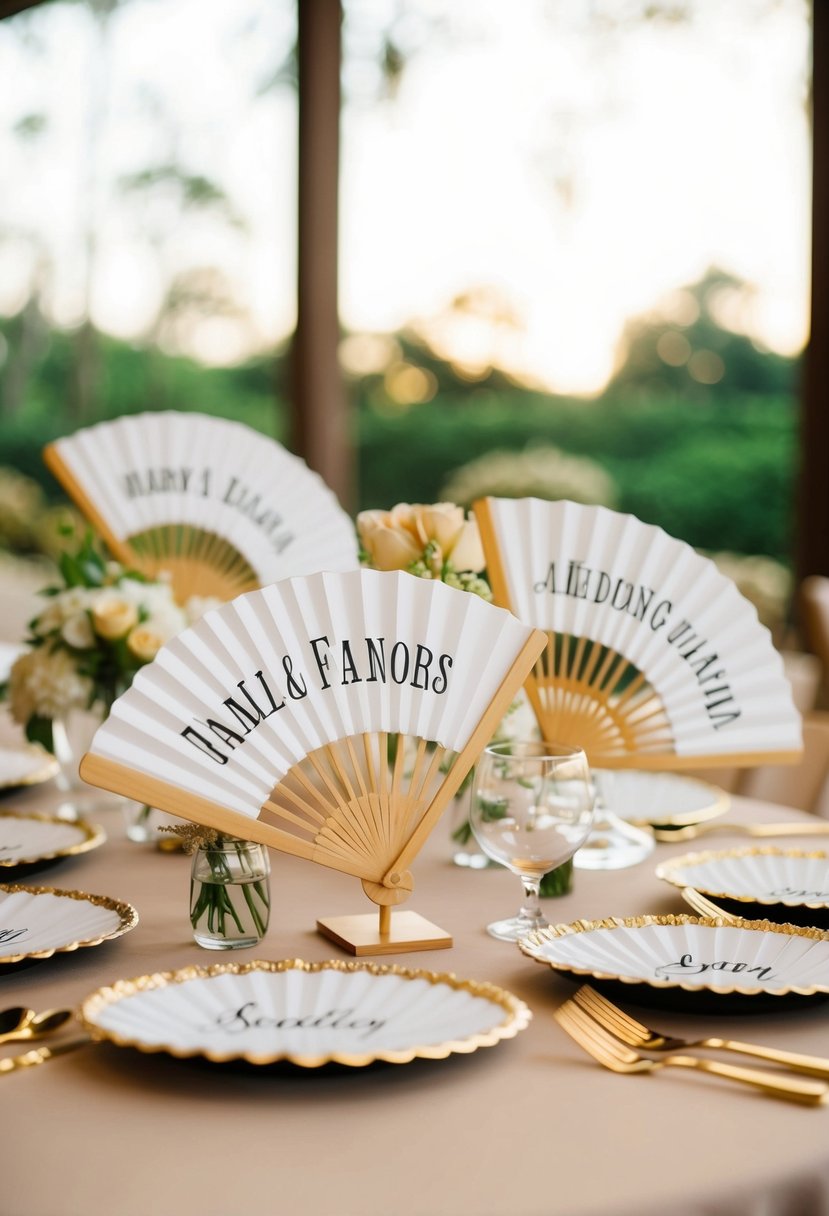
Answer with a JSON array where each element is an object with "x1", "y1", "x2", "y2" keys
[{"x1": 609, "y1": 267, "x2": 797, "y2": 400}]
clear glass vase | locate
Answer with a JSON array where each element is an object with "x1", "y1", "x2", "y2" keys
[
  {"x1": 448, "y1": 790, "x2": 498, "y2": 869},
  {"x1": 190, "y1": 839, "x2": 271, "y2": 950},
  {"x1": 51, "y1": 709, "x2": 115, "y2": 818}
]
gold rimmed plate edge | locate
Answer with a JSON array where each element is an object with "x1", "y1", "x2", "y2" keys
[
  {"x1": 519, "y1": 913, "x2": 829, "y2": 998},
  {"x1": 611, "y1": 774, "x2": 730, "y2": 828},
  {"x1": 0, "y1": 744, "x2": 59, "y2": 791},
  {"x1": 0, "y1": 810, "x2": 106, "y2": 868},
  {"x1": 656, "y1": 845, "x2": 829, "y2": 910},
  {"x1": 0, "y1": 883, "x2": 139, "y2": 965},
  {"x1": 80, "y1": 957, "x2": 532, "y2": 1068}
]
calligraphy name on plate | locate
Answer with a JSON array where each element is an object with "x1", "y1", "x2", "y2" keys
[
  {"x1": 0, "y1": 927, "x2": 27, "y2": 944},
  {"x1": 182, "y1": 636, "x2": 454, "y2": 767},
  {"x1": 768, "y1": 885, "x2": 829, "y2": 902},
  {"x1": 532, "y1": 558, "x2": 742, "y2": 731},
  {"x1": 655, "y1": 953, "x2": 778, "y2": 983},
  {"x1": 201, "y1": 1001, "x2": 386, "y2": 1040},
  {"x1": 122, "y1": 466, "x2": 295, "y2": 555}
]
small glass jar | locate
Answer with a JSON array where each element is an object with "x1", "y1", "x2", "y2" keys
[{"x1": 190, "y1": 838, "x2": 271, "y2": 950}]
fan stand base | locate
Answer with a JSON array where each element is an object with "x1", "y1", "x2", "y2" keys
[{"x1": 316, "y1": 910, "x2": 453, "y2": 956}]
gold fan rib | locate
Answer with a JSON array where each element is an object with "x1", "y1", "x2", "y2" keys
[
  {"x1": 324, "y1": 742, "x2": 383, "y2": 858},
  {"x1": 407, "y1": 738, "x2": 430, "y2": 797},
  {"x1": 325, "y1": 740, "x2": 360, "y2": 804},
  {"x1": 304, "y1": 751, "x2": 350, "y2": 813},
  {"x1": 344, "y1": 736, "x2": 370, "y2": 800},
  {"x1": 360, "y1": 734, "x2": 390, "y2": 851},
  {"x1": 296, "y1": 756, "x2": 376, "y2": 860},
  {"x1": 361, "y1": 735, "x2": 389, "y2": 848},
  {"x1": 261, "y1": 788, "x2": 325, "y2": 831}
]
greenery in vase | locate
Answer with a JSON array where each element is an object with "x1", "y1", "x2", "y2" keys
[
  {"x1": 163, "y1": 824, "x2": 270, "y2": 941},
  {"x1": 451, "y1": 698, "x2": 542, "y2": 847},
  {"x1": 539, "y1": 858, "x2": 574, "y2": 897},
  {"x1": 452, "y1": 789, "x2": 507, "y2": 847}
]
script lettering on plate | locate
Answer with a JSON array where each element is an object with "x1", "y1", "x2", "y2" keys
[
  {"x1": 199, "y1": 1000, "x2": 387, "y2": 1040},
  {"x1": 654, "y1": 952, "x2": 778, "y2": 983},
  {"x1": 767, "y1": 885, "x2": 829, "y2": 901},
  {"x1": 0, "y1": 927, "x2": 29, "y2": 944}
]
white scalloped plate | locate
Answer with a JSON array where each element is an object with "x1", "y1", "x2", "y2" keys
[
  {"x1": 594, "y1": 770, "x2": 729, "y2": 827},
  {"x1": 81, "y1": 958, "x2": 532, "y2": 1067},
  {"x1": 0, "y1": 744, "x2": 59, "y2": 791},
  {"x1": 656, "y1": 847, "x2": 829, "y2": 910},
  {"x1": 520, "y1": 915, "x2": 829, "y2": 997},
  {"x1": 0, "y1": 884, "x2": 138, "y2": 964},
  {"x1": 0, "y1": 812, "x2": 105, "y2": 869}
]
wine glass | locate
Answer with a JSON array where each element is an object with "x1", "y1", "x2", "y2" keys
[{"x1": 469, "y1": 741, "x2": 595, "y2": 942}]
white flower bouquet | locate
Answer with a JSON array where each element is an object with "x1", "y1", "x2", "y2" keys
[{"x1": 4, "y1": 532, "x2": 188, "y2": 752}]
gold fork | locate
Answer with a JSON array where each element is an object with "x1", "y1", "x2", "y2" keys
[
  {"x1": 553, "y1": 998, "x2": 828, "y2": 1104},
  {"x1": 680, "y1": 886, "x2": 739, "y2": 921},
  {"x1": 652, "y1": 820, "x2": 829, "y2": 844},
  {"x1": 572, "y1": 985, "x2": 829, "y2": 1080}
]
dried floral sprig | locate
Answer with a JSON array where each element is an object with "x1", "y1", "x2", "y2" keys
[{"x1": 158, "y1": 822, "x2": 225, "y2": 854}]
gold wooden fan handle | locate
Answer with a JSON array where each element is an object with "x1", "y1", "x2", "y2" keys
[{"x1": 361, "y1": 873, "x2": 414, "y2": 906}]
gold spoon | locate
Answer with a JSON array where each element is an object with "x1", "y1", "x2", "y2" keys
[
  {"x1": 0, "y1": 1007, "x2": 29, "y2": 1038},
  {"x1": 0, "y1": 1008, "x2": 74, "y2": 1045}
]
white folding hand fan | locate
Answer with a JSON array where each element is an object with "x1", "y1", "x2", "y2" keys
[
  {"x1": 80, "y1": 569, "x2": 546, "y2": 953},
  {"x1": 473, "y1": 497, "x2": 802, "y2": 770},
  {"x1": 43, "y1": 412, "x2": 358, "y2": 603}
]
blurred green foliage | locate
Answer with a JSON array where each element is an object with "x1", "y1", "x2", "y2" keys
[
  {"x1": 0, "y1": 266, "x2": 800, "y2": 566},
  {"x1": 358, "y1": 393, "x2": 796, "y2": 560}
]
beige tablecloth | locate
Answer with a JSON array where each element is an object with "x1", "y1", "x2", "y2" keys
[{"x1": 1, "y1": 737, "x2": 829, "y2": 1216}]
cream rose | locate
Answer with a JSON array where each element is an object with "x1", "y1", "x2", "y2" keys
[
  {"x1": 126, "y1": 626, "x2": 164, "y2": 663},
  {"x1": 356, "y1": 509, "x2": 422, "y2": 571},
  {"x1": 61, "y1": 613, "x2": 95, "y2": 650},
  {"x1": 445, "y1": 518, "x2": 485, "y2": 572},
  {"x1": 407, "y1": 503, "x2": 463, "y2": 549},
  {"x1": 358, "y1": 502, "x2": 485, "y2": 574},
  {"x1": 91, "y1": 596, "x2": 139, "y2": 640}
]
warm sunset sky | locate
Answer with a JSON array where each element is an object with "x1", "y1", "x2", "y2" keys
[{"x1": 0, "y1": 0, "x2": 811, "y2": 394}]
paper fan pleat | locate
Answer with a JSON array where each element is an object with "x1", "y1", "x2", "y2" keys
[
  {"x1": 474, "y1": 497, "x2": 802, "y2": 769},
  {"x1": 80, "y1": 570, "x2": 546, "y2": 901},
  {"x1": 44, "y1": 411, "x2": 358, "y2": 602}
]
